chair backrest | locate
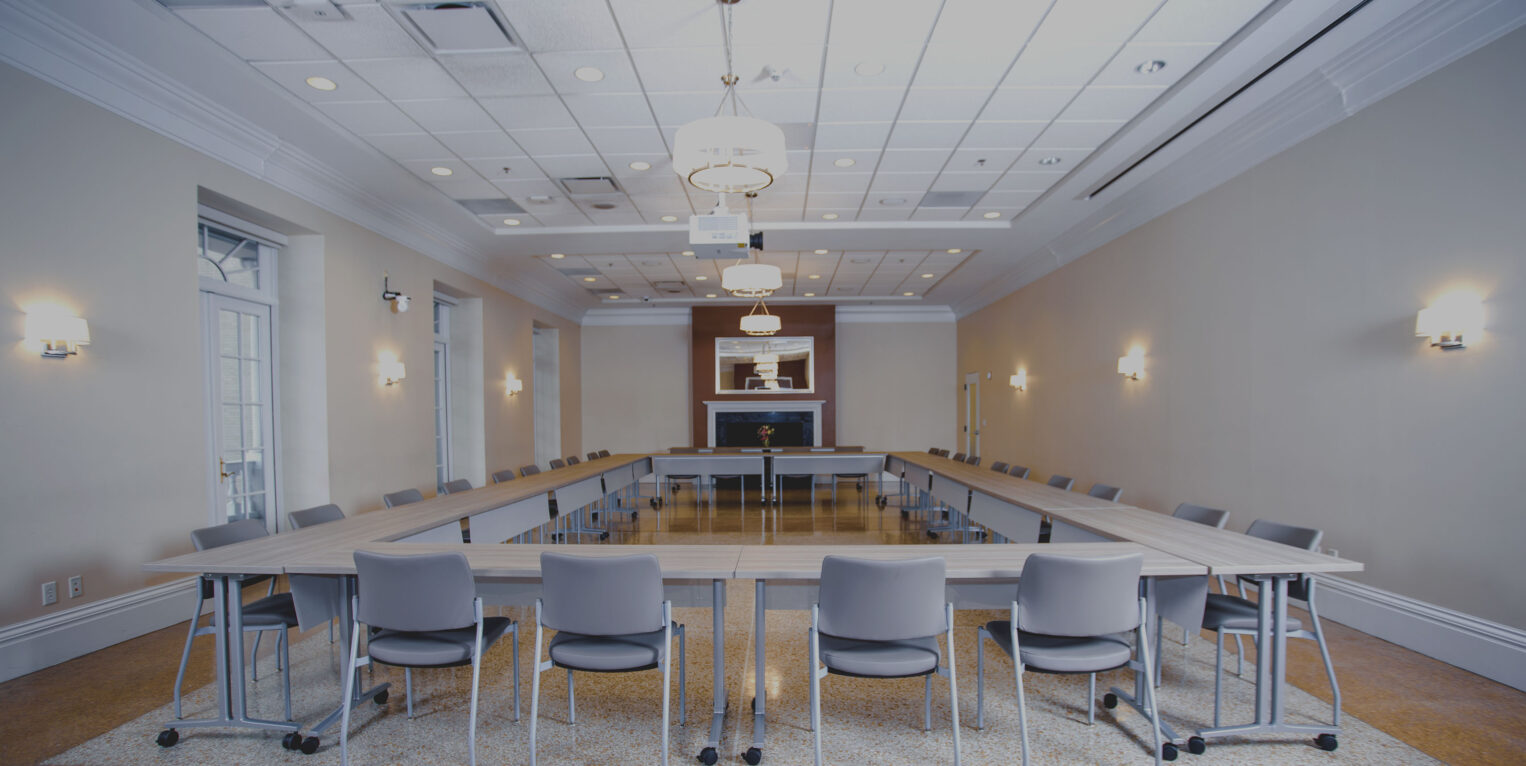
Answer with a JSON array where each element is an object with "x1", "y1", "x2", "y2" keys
[
  {"x1": 566, "y1": 455, "x2": 581, "y2": 465},
  {"x1": 951, "y1": 452, "x2": 966, "y2": 462},
  {"x1": 492, "y1": 468, "x2": 517, "y2": 484},
  {"x1": 383, "y1": 488, "x2": 425, "y2": 508},
  {"x1": 539, "y1": 552, "x2": 665, "y2": 636},
  {"x1": 1017, "y1": 553, "x2": 1143, "y2": 637},
  {"x1": 1087, "y1": 483, "x2": 1122, "y2": 502},
  {"x1": 964, "y1": 455, "x2": 981, "y2": 466},
  {"x1": 289, "y1": 503, "x2": 344, "y2": 530},
  {"x1": 1172, "y1": 502, "x2": 1229, "y2": 529},
  {"x1": 190, "y1": 518, "x2": 269, "y2": 551},
  {"x1": 990, "y1": 461, "x2": 1009, "y2": 473},
  {"x1": 1008, "y1": 465, "x2": 1031, "y2": 479},
  {"x1": 818, "y1": 556, "x2": 947, "y2": 641},
  {"x1": 597, "y1": 449, "x2": 611, "y2": 458},
  {"x1": 587, "y1": 451, "x2": 601, "y2": 461},
  {"x1": 927, "y1": 447, "x2": 939, "y2": 454},
  {"x1": 934, "y1": 449, "x2": 950, "y2": 457},
  {"x1": 1245, "y1": 519, "x2": 1323, "y2": 600},
  {"x1": 549, "y1": 458, "x2": 567, "y2": 470},
  {"x1": 520, "y1": 464, "x2": 541, "y2": 477},
  {"x1": 354, "y1": 551, "x2": 476, "y2": 632},
  {"x1": 1046, "y1": 474, "x2": 1074, "y2": 491},
  {"x1": 442, "y1": 478, "x2": 472, "y2": 494}
]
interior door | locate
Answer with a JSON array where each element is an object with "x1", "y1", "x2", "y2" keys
[
  {"x1": 964, "y1": 372, "x2": 981, "y2": 457},
  {"x1": 204, "y1": 293, "x2": 278, "y2": 531}
]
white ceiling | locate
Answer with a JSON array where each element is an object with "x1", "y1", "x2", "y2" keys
[{"x1": 8, "y1": 0, "x2": 1517, "y2": 317}]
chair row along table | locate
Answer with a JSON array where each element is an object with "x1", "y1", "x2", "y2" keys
[{"x1": 144, "y1": 450, "x2": 1361, "y2": 762}]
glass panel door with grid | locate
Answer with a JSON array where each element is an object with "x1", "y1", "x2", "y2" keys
[{"x1": 204, "y1": 293, "x2": 277, "y2": 530}]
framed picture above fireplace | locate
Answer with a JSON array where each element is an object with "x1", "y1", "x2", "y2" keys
[{"x1": 716, "y1": 337, "x2": 814, "y2": 394}]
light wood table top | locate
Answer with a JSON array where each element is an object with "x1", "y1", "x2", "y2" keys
[
  {"x1": 890, "y1": 452, "x2": 1121, "y2": 513},
  {"x1": 279, "y1": 543, "x2": 744, "y2": 580},
  {"x1": 733, "y1": 542, "x2": 1205, "y2": 580}
]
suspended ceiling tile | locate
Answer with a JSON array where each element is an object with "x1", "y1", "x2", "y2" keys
[
  {"x1": 805, "y1": 191, "x2": 867, "y2": 209},
  {"x1": 177, "y1": 7, "x2": 329, "y2": 62},
  {"x1": 947, "y1": 147, "x2": 1022, "y2": 172},
  {"x1": 1029, "y1": 0, "x2": 1162, "y2": 45},
  {"x1": 729, "y1": 0, "x2": 830, "y2": 46},
  {"x1": 808, "y1": 151, "x2": 879, "y2": 173},
  {"x1": 962, "y1": 207, "x2": 1022, "y2": 221},
  {"x1": 1059, "y1": 85, "x2": 1167, "y2": 121},
  {"x1": 813, "y1": 122, "x2": 894, "y2": 151},
  {"x1": 347, "y1": 57, "x2": 469, "y2": 100},
  {"x1": 607, "y1": 155, "x2": 676, "y2": 181},
  {"x1": 1013, "y1": 147, "x2": 1093, "y2": 170},
  {"x1": 436, "y1": 52, "x2": 555, "y2": 97},
  {"x1": 735, "y1": 89, "x2": 819, "y2": 124},
  {"x1": 980, "y1": 86, "x2": 1080, "y2": 122},
  {"x1": 1134, "y1": 0, "x2": 1270, "y2": 44},
  {"x1": 316, "y1": 100, "x2": 421, "y2": 135},
  {"x1": 821, "y1": 43, "x2": 921, "y2": 90},
  {"x1": 911, "y1": 45, "x2": 1016, "y2": 90},
  {"x1": 885, "y1": 121, "x2": 969, "y2": 150},
  {"x1": 930, "y1": 171, "x2": 1000, "y2": 192},
  {"x1": 400, "y1": 157, "x2": 469, "y2": 179},
  {"x1": 465, "y1": 158, "x2": 543, "y2": 182},
  {"x1": 910, "y1": 208, "x2": 967, "y2": 221},
  {"x1": 292, "y1": 3, "x2": 425, "y2": 60},
  {"x1": 806, "y1": 173, "x2": 874, "y2": 194},
  {"x1": 630, "y1": 48, "x2": 729, "y2": 92},
  {"x1": 647, "y1": 91, "x2": 724, "y2": 126},
  {"x1": 927, "y1": 0, "x2": 1051, "y2": 49},
  {"x1": 532, "y1": 211, "x2": 594, "y2": 226},
  {"x1": 608, "y1": 0, "x2": 722, "y2": 50},
  {"x1": 535, "y1": 49, "x2": 644, "y2": 93},
  {"x1": 584, "y1": 125, "x2": 669, "y2": 155},
  {"x1": 561, "y1": 93, "x2": 656, "y2": 128},
  {"x1": 429, "y1": 176, "x2": 503, "y2": 199},
  {"x1": 508, "y1": 128, "x2": 597, "y2": 155},
  {"x1": 804, "y1": 207, "x2": 859, "y2": 221},
  {"x1": 435, "y1": 131, "x2": 525, "y2": 159},
  {"x1": 251, "y1": 60, "x2": 381, "y2": 103},
  {"x1": 867, "y1": 172, "x2": 937, "y2": 193},
  {"x1": 898, "y1": 87, "x2": 991, "y2": 122},
  {"x1": 617, "y1": 172, "x2": 686, "y2": 194},
  {"x1": 958, "y1": 120, "x2": 1046, "y2": 150},
  {"x1": 1032, "y1": 120, "x2": 1126, "y2": 149},
  {"x1": 877, "y1": 149, "x2": 953, "y2": 174},
  {"x1": 732, "y1": 45, "x2": 827, "y2": 90},
  {"x1": 829, "y1": 0, "x2": 943, "y2": 44},
  {"x1": 981, "y1": 190, "x2": 1045, "y2": 209},
  {"x1": 368, "y1": 133, "x2": 452, "y2": 161},
  {"x1": 817, "y1": 88, "x2": 906, "y2": 123},
  {"x1": 394, "y1": 98, "x2": 499, "y2": 132},
  {"x1": 534, "y1": 154, "x2": 611, "y2": 178},
  {"x1": 1002, "y1": 42, "x2": 1118, "y2": 88},
  {"x1": 494, "y1": 178, "x2": 564, "y2": 197},
  {"x1": 991, "y1": 171, "x2": 1065, "y2": 192},
  {"x1": 497, "y1": 0, "x2": 626, "y2": 51},
  {"x1": 478, "y1": 95, "x2": 579, "y2": 130}
]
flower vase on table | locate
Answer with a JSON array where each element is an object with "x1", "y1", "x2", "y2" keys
[{"x1": 757, "y1": 425, "x2": 775, "y2": 448}]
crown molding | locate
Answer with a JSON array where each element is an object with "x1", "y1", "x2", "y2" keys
[
  {"x1": 581, "y1": 307, "x2": 693, "y2": 327},
  {"x1": 836, "y1": 305, "x2": 956, "y2": 324}
]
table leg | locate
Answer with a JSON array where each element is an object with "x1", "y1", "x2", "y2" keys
[
  {"x1": 748, "y1": 579, "x2": 767, "y2": 763},
  {"x1": 699, "y1": 579, "x2": 727, "y2": 763},
  {"x1": 302, "y1": 577, "x2": 391, "y2": 744},
  {"x1": 1108, "y1": 577, "x2": 1181, "y2": 744}
]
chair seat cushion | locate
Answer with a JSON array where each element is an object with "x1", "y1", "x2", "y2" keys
[
  {"x1": 550, "y1": 624, "x2": 676, "y2": 672},
  {"x1": 242, "y1": 593, "x2": 299, "y2": 628},
  {"x1": 984, "y1": 621, "x2": 1133, "y2": 674},
  {"x1": 1202, "y1": 594, "x2": 1303, "y2": 632},
  {"x1": 818, "y1": 634, "x2": 940, "y2": 678},
  {"x1": 370, "y1": 616, "x2": 512, "y2": 668}
]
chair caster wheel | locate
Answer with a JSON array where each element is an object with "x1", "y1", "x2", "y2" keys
[
  {"x1": 1162, "y1": 742, "x2": 1178, "y2": 761},
  {"x1": 1315, "y1": 733, "x2": 1338, "y2": 751},
  {"x1": 156, "y1": 728, "x2": 179, "y2": 747},
  {"x1": 282, "y1": 732, "x2": 302, "y2": 750},
  {"x1": 300, "y1": 736, "x2": 320, "y2": 754},
  {"x1": 599, "y1": 532, "x2": 610, "y2": 540},
  {"x1": 631, "y1": 511, "x2": 639, "y2": 520},
  {"x1": 926, "y1": 530, "x2": 938, "y2": 539},
  {"x1": 650, "y1": 498, "x2": 660, "y2": 509},
  {"x1": 1103, "y1": 693, "x2": 1118, "y2": 709},
  {"x1": 743, "y1": 746, "x2": 763, "y2": 765},
  {"x1": 1187, "y1": 736, "x2": 1206, "y2": 755},
  {"x1": 697, "y1": 746, "x2": 719, "y2": 764},
  {"x1": 856, "y1": 482, "x2": 863, "y2": 491},
  {"x1": 374, "y1": 689, "x2": 389, "y2": 705},
  {"x1": 900, "y1": 509, "x2": 909, "y2": 517}
]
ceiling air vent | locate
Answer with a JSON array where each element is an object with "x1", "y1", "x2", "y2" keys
[
  {"x1": 396, "y1": 2, "x2": 518, "y2": 54},
  {"x1": 458, "y1": 198, "x2": 525, "y2": 216},
  {"x1": 919, "y1": 191, "x2": 984, "y2": 208},
  {"x1": 559, "y1": 177, "x2": 622, "y2": 196},
  {"x1": 652, "y1": 281, "x2": 689, "y2": 295}
]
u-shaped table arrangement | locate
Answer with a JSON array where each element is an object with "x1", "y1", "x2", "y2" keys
[{"x1": 145, "y1": 451, "x2": 1362, "y2": 762}]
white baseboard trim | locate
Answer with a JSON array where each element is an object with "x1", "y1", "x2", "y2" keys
[
  {"x1": 0, "y1": 578, "x2": 202, "y2": 683},
  {"x1": 1317, "y1": 574, "x2": 1526, "y2": 692}
]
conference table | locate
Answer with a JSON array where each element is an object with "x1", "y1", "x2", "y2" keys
[{"x1": 145, "y1": 449, "x2": 1363, "y2": 761}]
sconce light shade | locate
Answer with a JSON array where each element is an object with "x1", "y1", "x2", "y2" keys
[
  {"x1": 25, "y1": 308, "x2": 90, "y2": 359},
  {"x1": 506, "y1": 373, "x2": 524, "y2": 395},
  {"x1": 1009, "y1": 369, "x2": 1026, "y2": 391},
  {"x1": 1117, "y1": 347, "x2": 1145, "y2": 380},
  {"x1": 378, "y1": 352, "x2": 406, "y2": 386},
  {"x1": 1416, "y1": 291, "x2": 1484, "y2": 350}
]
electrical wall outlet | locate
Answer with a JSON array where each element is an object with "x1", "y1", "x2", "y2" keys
[
  {"x1": 42, "y1": 581, "x2": 57, "y2": 606},
  {"x1": 68, "y1": 575, "x2": 83, "y2": 599}
]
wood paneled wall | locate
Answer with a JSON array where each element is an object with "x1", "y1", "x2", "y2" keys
[{"x1": 691, "y1": 305, "x2": 836, "y2": 446}]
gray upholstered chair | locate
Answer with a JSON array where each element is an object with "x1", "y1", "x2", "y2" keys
[
  {"x1": 1087, "y1": 483, "x2": 1123, "y2": 502},
  {"x1": 520, "y1": 464, "x2": 541, "y2": 478},
  {"x1": 442, "y1": 478, "x2": 472, "y2": 494},
  {"x1": 382, "y1": 488, "x2": 424, "y2": 508},
  {"x1": 1007, "y1": 465, "x2": 1031, "y2": 480},
  {"x1": 964, "y1": 455, "x2": 981, "y2": 466},
  {"x1": 990, "y1": 461, "x2": 1009, "y2": 473},
  {"x1": 587, "y1": 451, "x2": 601, "y2": 462},
  {"x1": 597, "y1": 449, "x2": 611, "y2": 458},
  {"x1": 976, "y1": 552, "x2": 1161, "y2": 766},
  {"x1": 492, "y1": 468, "x2": 517, "y2": 484},
  {"x1": 951, "y1": 452, "x2": 967, "y2": 462},
  {"x1": 1045, "y1": 474, "x2": 1074, "y2": 491},
  {"x1": 1202, "y1": 520, "x2": 1340, "y2": 730},
  {"x1": 1172, "y1": 503, "x2": 1229, "y2": 529},
  {"x1": 1161, "y1": 503, "x2": 1234, "y2": 665},
  {"x1": 530, "y1": 553, "x2": 685, "y2": 766},
  {"x1": 289, "y1": 503, "x2": 344, "y2": 529},
  {"x1": 340, "y1": 551, "x2": 517, "y2": 766},
  {"x1": 549, "y1": 458, "x2": 567, "y2": 470},
  {"x1": 809, "y1": 556, "x2": 960, "y2": 766},
  {"x1": 565, "y1": 455, "x2": 581, "y2": 466},
  {"x1": 934, "y1": 449, "x2": 950, "y2": 457},
  {"x1": 173, "y1": 519, "x2": 298, "y2": 722}
]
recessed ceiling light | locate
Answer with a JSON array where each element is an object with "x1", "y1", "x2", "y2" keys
[
  {"x1": 1038, "y1": 156, "x2": 1062, "y2": 166},
  {"x1": 695, "y1": 275, "x2": 708, "y2": 281},
  {"x1": 706, "y1": 293, "x2": 717, "y2": 298},
  {"x1": 681, "y1": 250, "x2": 695, "y2": 256},
  {"x1": 660, "y1": 215, "x2": 678, "y2": 222},
  {"x1": 305, "y1": 76, "x2": 338, "y2": 92},
  {"x1": 814, "y1": 249, "x2": 829, "y2": 255},
  {"x1": 808, "y1": 274, "x2": 821, "y2": 280},
  {"x1": 946, "y1": 248, "x2": 962, "y2": 254},
  {"x1": 607, "y1": 294, "x2": 620, "y2": 300},
  {"x1": 628, "y1": 160, "x2": 651, "y2": 171},
  {"x1": 853, "y1": 61, "x2": 886, "y2": 77},
  {"x1": 879, "y1": 197, "x2": 907, "y2": 206},
  {"x1": 573, "y1": 66, "x2": 605, "y2": 82},
  {"x1": 982, "y1": 211, "x2": 1001, "y2": 219},
  {"x1": 903, "y1": 291, "x2": 915, "y2": 296},
  {"x1": 821, "y1": 213, "x2": 839, "y2": 220},
  {"x1": 803, "y1": 292, "x2": 815, "y2": 297},
  {"x1": 549, "y1": 253, "x2": 565, "y2": 259},
  {"x1": 1135, "y1": 59, "x2": 1167, "y2": 75},
  {"x1": 832, "y1": 157, "x2": 856, "y2": 168},
  {"x1": 503, "y1": 218, "x2": 521, "y2": 226},
  {"x1": 583, "y1": 277, "x2": 597, "y2": 282},
  {"x1": 430, "y1": 166, "x2": 453, "y2": 177},
  {"x1": 921, "y1": 273, "x2": 935, "y2": 279}
]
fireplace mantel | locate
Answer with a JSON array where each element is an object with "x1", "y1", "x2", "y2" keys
[{"x1": 704, "y1": 400, "x2": 824, "y2": 447}]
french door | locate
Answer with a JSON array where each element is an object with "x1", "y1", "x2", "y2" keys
[{"x1": 203, "y1": 293, "x2": 278, "y2": 530}]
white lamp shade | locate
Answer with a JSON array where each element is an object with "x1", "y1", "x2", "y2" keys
[
  {"x1": 673, "y1": 115, "x2": 788, "y2": 194},
  {"x1": 1010, "y1": 370, "x2": 1026, "y2": 389},
  {"x1": 739, "y1": 312, "x2": 781, "y2": 336},
  {"x1": 1117, "y1": 349, "x2": 1145, "y2": 378},
  {"x1": 506, "y1": 374, "x2": 524, "y2": 394},
  {"x1": 25, "y1": 312, "x2": 90, "y2": 346},
  {"x1": 722, "y1": 263, "x2": 783, "y2": 298},
  {"x1": 378, "y1": 352, "x2": 406, "y2": 385},
  {"x1": 753, "y1": 353, "x2": 779, "y2": 364},
  {"x1": 1416, "y1": 292, "x2": 1484, "y2": 342}
]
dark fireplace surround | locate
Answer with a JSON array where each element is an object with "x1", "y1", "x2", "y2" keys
[{"x1": 715, "y1": 410, "x2": 815, "y2": 448}]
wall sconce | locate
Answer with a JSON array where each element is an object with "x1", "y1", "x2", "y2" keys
[
  {"x1": 25, "y1": 306, "x2": 91, "y2": 359},
  {"x1": 381, "y1": 271, "x2": 410, "y2": 313},
  {"x1": 505, "y1": 372, "x2": 523, "y2": 395},
  {"x1": 1009, "y1": 369, "x2": 1026, "y2": 391},
  {"x1": 1416, "y1": 291, "x2": 1484, "y2": 350},
  {"x1": 378, "y1": 351, "x2": 406, "y2": 386},
  {"x1": 1117, "y1": 347, "x2": 1145, "y2": 381}
]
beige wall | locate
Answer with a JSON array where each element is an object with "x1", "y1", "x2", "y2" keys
[
  {"x1": 957, "y1": 29, "x2": 1526, "y2": 628},
  {"x1": 0, "y1": 63, "x2": 578, "y2": 627},
  {"x1": 838, "y1": 320, "x2": 958, "y2": 450},
  {"x1": 580, "y1": 322, "x2": 691, "y2": 453}
]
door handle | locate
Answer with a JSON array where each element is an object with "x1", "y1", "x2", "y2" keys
[{"x1": 219, "y1": 458, "x2": 231, "y2": 482}]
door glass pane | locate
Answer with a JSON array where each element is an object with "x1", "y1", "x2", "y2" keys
[
  {"x1": 219, "y1": 311, "x2": 238, "y2": 353},
  {"x1": 243, "y1": 448, "x2": 265, "y2": 493},
  {"x1": 242, "y1": 360, "x2": 261, "y2": 403},
  {"x1": 221, "y1": 406, "x2": 242, "y2": 452},
  {"x1": 223, "y1": 450, "x2": 245, "y2": 495},
  {"x1": 243, "y1": 404, "x2": 262, "y2": 448},
  {"x1": 220, "y1": 359, "x2": 240, "y2": 403},
  {"x1": 245, "y1": 494, "x2": 266, "y2": 522},
  {"x1": 241, "y1": 313, "x2": 260, "y2": 357},
  {"x1": 226, "y1": 495, "x2": 243, "y2": 523}
]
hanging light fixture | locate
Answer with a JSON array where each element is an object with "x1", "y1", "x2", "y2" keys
[
  {"x1": 740, "y1": 300, "x2": 780, "y2": 336},
  {"x1": 672, "y1": 1, "x2": 787, "y2": 194},
  {"x1": 722, "y1": 263, "x2": 782, "y2": 298}
]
